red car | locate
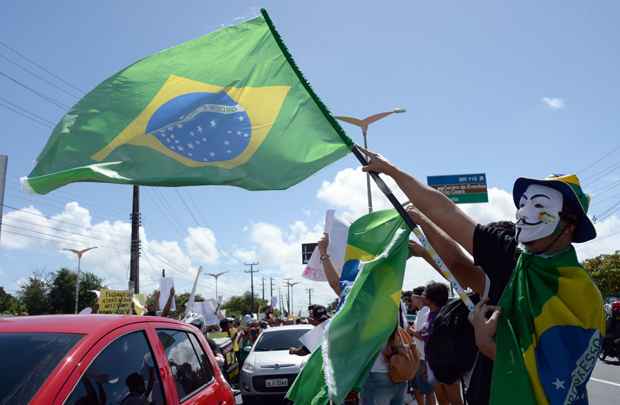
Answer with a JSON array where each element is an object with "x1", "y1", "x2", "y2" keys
[{"x1": 0, "y1": 315, "x2": 235, "y2": 405}]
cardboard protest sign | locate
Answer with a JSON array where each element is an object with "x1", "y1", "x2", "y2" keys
[
  {"x1": 159, "y1": 277, "x2": 176, "y2": 312},
  {"x1": 302, "y1": 210, "x2": 349, "y2": 281},
  {"x1": 98, "y1": 289, "x2": 132, "y2": 314}
]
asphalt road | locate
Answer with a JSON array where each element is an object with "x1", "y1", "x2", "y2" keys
[
  {"x1": 235, "y1": 359, "x2": 620, "y2": 404},
  {"x1": 588, "y1": 359, "x2": 620, "y2": 404}
]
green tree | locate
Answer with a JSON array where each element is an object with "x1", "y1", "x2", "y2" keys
[
  {"x1": 48, "y1": 268, "x2": 104, "y2": 314},
  {"x1": 221, "y1": 291, "x2": 267, "y2": 318},
  {"x1": 19, "y1": 274, "x2": 50, "y2": 315},
  {"x1": 0, "y1": 287, "x2": 25, "y2": 314},
  {"x1": 583, "y1": 250, "x2": 620, "y2": 298}
]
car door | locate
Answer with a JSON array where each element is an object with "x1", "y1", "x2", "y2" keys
[
  {"x1": 56, "y1": 322, "x2": 171, "y2": 405},
  {"x1": 152, "y1": 325, "x2": 227, "y2": 404}
]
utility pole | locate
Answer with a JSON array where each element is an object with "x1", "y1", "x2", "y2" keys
[
  {"x1": 261, "y1": 277, "x2": 265, "y2": 302},
  {"x1": 244, "y1": 262, "x2": 259, "y2": 318},
  {"x1": 0, "y1": 155, "x2": 7, "y2": 244},
  {"x1": 306, "y1": 288, "x2": 313, "y2": 306},
  {"x1": 129, "y1": 185, "x2": 141, "y2": 293},
  {"x1": 270, "y1": 277, "x2": 274, "y2": 302}
]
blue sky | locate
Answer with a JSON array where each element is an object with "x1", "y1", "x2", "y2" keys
[{"x1": 1, "y1": 1, "x2": 619, "y2": 311}]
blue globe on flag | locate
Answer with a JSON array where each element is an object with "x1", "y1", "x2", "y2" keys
[{"x1": 146, "y1": 91, "x2": 252, "y2": 163}]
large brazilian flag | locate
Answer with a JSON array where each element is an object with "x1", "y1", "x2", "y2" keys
[
  {"x1": 287, "y1": 209, "x2": 410, "y2": 404},
  {"x1": 23, "y1": 9, "x2": 352, "y2": 194},
  {"x1": 491, "y1": 247, "x2": 606, "y2": 405}
]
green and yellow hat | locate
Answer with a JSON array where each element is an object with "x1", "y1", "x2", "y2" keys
[{"x1": 512, "y1": 174, "x2": 596, "y2": 243}]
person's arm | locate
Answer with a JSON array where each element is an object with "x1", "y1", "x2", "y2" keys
[
  {"x1": 407, "y1": 205, "x2": 485, "y2": 295},
  {"x1": 161, "y1": 287, "x2": 175, "y2": 317},
  {"x1": 361, "y1": 148, "x2": 477, "y2": 254},
  {"x1": 318, "y1": 233, "x2": 341, "y2": 296}
]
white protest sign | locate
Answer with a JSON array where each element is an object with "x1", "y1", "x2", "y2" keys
[
  {"x1": 159, "y1": 277, "x2": 176, "y2": 312},
  {"x1": 302, "y1": 210, "x2": 348, "y2": 281}
]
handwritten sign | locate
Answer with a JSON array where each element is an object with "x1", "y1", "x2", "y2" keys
[{"x1": 98, "y1": 289, "x2": 132, "y2": 314}]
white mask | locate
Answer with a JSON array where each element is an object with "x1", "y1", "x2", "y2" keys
[{"x1": 515, "y1": 184, "x2": 563, "y2": 243}]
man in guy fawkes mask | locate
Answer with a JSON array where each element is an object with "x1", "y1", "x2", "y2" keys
[{"x1": 360, "y1": 147, "x2": 606, "y2": 405}]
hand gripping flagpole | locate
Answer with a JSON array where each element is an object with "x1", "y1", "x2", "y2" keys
[{"x1": 350, "y1": 145, "x2": 475, "y2": 311}]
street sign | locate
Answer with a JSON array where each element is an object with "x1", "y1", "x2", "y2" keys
[
  {"x1": 301, "y1": 242, "x2": 317, "y2": 264},
  {"x1": 427, "y1": 173, "x2": 488, "y2": 204}
]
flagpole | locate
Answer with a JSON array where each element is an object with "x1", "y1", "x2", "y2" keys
[{"x1": 350, "y1": 145, "x2": 475, "y2": 311}]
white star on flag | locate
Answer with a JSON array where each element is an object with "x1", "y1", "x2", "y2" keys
[
  {"x1": 238, "y1": 116, "x2": 244, "y2": 121},
  {"x1": 552, "y1": 378, "x2": 565, "y2": 390},
  {"x1": 197, "y1": 126, "x2": 203, "y2": 133},
  {"x1": 210, "y1": 120, "x2": 216, "y2": 127}
]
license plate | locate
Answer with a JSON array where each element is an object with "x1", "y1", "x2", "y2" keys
[{"x1": 265, "y1": 378, "x2": 289, "y2": 388}]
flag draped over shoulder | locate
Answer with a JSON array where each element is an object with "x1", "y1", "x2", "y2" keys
[
  {"x1": 491, "y1": 247, "x2": 606, "y2": 405},
  {"x1": 287, "y1": 209, "x2": 410, "y2": 404},
  {"x1": 23, "y1": 9, "x2": 351, "y2": 194}
]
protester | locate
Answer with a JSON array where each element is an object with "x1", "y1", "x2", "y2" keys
[
  {"x1": 416, "y1": 282, "x2": 462, "y2": 405},
  {"x1": 408, "y1": 286, "x2": 435, "y2": 405},
  {"x1": 290, "y1": 305, "x2": 330, "y2": 356},
  {"x1": 362, "y1": 149, "x2": 606, "y2": 404},
  {"x1": 318, "y1": 232, "x2": 414, "y2": 404},
  {"x1": 143, "y1": 287, "x2": 175, "y2": 317}
]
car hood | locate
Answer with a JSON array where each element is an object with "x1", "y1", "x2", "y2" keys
[{"x1": 248, "y1": 350, "x2": 306, "y2": 370}]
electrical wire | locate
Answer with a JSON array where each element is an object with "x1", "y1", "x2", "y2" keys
[
  {"x1": 0, "y1": 52, "x2": 81, "y2": 99},
  {"x1": 0, "y1": 40, "x2": 86, "y2": 94},
  {"x1": 0, "y1": 70, "x2": 71, "y2": 110},
  {"x1": 0, "y1": 100, "x2": 53, "y2": 128}
]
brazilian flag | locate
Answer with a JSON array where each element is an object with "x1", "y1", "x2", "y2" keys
[
  {"x1": 287, "y1": 209, "x2": 410, "y2": 404},
  {"x1": 23, "y1": 9, "x2": 352, "y2": 194},
  {"x1": 491, "y1": 247, "x2": 606, "y2": 405}
]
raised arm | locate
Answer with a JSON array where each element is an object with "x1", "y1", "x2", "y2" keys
[
  {"x1": 318, "y1": 233, "x2": 341, "y2": 296},
  {"x1": 406, "y1": 205, "x2": 485, "y2": 295},
  {"x1": 361, "y1": 148, "x2": 477, "y2": 255}
]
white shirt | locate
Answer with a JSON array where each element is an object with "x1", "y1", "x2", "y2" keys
[
  {"x1": 371, "y1": 302, "x2": 408, "y2": 373},
  {"x1": 413, "y1": 306, "x2": 430, "y2": 360}
]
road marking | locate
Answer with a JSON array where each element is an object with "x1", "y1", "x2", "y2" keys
[{"x1": 590, "y1": 377, "x2": 620, "y2": 388}]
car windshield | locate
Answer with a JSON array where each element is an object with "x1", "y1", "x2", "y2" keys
[
  {"x1": 0, "y1": 332, "x2": 82, "y2": 404},
  {"x1": 253, "y1": 328, "x2": 310, "y2": 352}
]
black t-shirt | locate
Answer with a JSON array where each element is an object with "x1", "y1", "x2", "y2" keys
[{"x1": 466, "y1": 224, "x2": 518, "y2": 405}]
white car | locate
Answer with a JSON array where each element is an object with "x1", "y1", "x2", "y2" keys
[{"x1": 240, "y1": 324, "x2": 313, "y2": 404}]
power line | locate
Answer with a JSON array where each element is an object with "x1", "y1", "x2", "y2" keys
[
  {"x1": 0, "y1": 52, "x2": 81, "y2": 99},
  {"x1": 175, "y1": 189, "x2": 202, "y2": 227},
  {"x1": 578, "y1": 144, "x2": 620, "y2": 175},
  {"x1": 0, "y1": 40, "x2": 85, "y2": 94},
  {"x1": 0, "y1": 95, "x2": 55, "y2": 125},
  {"x1": 0, "y1": 100, "x2": 53, "y2": 128},
  {"x1": 0, "y1": 70, "x2": 71, "y2": 110}
]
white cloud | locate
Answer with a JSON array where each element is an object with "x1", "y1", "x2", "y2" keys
[
  {"x1": 0, "y1": 202, "x2": 225, "y2": 295},
  {"x1": 184, "y1": 227, "x2": 219, "y2": 264},
  {"x1": 317, "y1": 167, "x2": 406, "y2": 222},
  {"x1": 542, "y1": 97, "x2": 565, "y2": 110}
]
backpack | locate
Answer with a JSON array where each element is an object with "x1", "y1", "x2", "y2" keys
[
  {"x1": 384, "y1": 308, "x2": 420, "y2": 383},
  {"x1": 426, "y1": 294, "x2": 480, "y2": 384}
]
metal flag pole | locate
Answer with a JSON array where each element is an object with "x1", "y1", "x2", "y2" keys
[{"x1": 350, "y1": 145, "x2": 475, "y2": 311}]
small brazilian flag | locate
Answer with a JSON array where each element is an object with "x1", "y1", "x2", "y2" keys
[
  {"x1": 23, "y1": 9, "x2": 352, "y2": 194},
  {"x1": 287, "y1": 209, "x2": 410, "y2": 404}
]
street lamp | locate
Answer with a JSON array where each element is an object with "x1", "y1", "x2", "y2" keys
[
  {"x1": 286, "y1": 281, "x2": 300, "y2": 317},
  {"x1": 63, "y1": 246, "x2": 98, "y2": 314},
  {"x1": 206, "y1": 271, "x2": 229, "y2": 302},
  {"x1": 335, "y1": 107, "x2": 406, "y2": 213}
]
